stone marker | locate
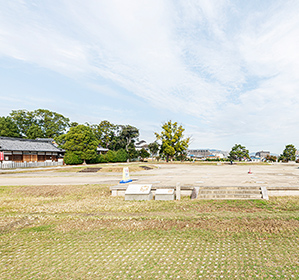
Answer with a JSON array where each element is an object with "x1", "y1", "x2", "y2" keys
[
  {"x1": 261, "y1": 186, "x2": 269, "y2": 200},
  {"x1": 176, "y1": 182, "x2": 181, "y2": 200},
  {"x1": 191, "y1": 187, "x2": 200, "y2": 199},
  {"x1": 155, "y1": 189, "x2": 175, "y2": 200},
  {"x1": 125, "y1": 184, "x2": 153, "y2": 201}
]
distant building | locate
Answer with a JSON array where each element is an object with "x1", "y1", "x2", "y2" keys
[
  {"x1": 250, "y1": 156, "x2": 261, "y2": 162},
  {"x1": 97, "y1": 146, "x2": 109, "y2": 154},
  {"x1": 188, "y1": 149, "x2": 211, "y2": 158},
  {"x1": 213, "y1": 152, "x2": 225, "y2": 159},
  {"x1": 188, "y1": 149, "x2": 227, "y2": 159},
  {"x1": 255, "y1": 151, "x2": 270, "y2": 159},
  {"x1": 135, "y1": 140, "x2": 149, "y2": 151},
  {"x1": 0, "y1": 137, "x2": 64, "y2": 162}
]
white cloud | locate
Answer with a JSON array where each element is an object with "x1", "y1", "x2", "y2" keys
[{"x1": 1, "y1": 0, "x2": 299, "y2": 152}]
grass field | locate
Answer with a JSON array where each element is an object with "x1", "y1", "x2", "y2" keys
[{"x1": 0, "y1": 184, "x2": 298, "y2": 279}]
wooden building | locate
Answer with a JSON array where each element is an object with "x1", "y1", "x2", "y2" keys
[{"x1": 0, "y1": 137, "x2": 64, "y2": 162}]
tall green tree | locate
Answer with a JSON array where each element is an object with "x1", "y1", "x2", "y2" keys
[
  {"x1": 155, "y1": 121, "x2": 190, "y2": 162},
  {"x1": 9, "y1": 110, "x2": 34, "y2": 138},
  {"x1": 120, "y1": 125, "x2": 139, "y2": 162},
  {"x1": 33, "y1": 109, "x2": 70, "y2": 138},
  {"x1": 120, "y1": 125, "x2": 139, "y2": 152},
  {"x1": 148, "y1": 142, "x2": 160, "y2": 158},
  {"x1": 139, "y1": 148, "x2": 150, "y2": 161},
  {"x1": 26, "y1": 123, "x2": 44, "y2": 139},
  {"x1": 92, "y1": 120, "x2": 117, "y2": 149},
  {"x1": 229, "y1": 144, "x2": 249, "y2": 161},
  {"x1": 10, "y1": 109, "x2": 70, "y2": 138},
  {"x1": 279, "y1": 144, "x2": 296, "y2": 162},
  {"x1": 0, "y1": 116, "x2": 21, "y2": 137},
  {"x1": 62, "y1": 125, "x2": 98, "y2": 164},
  {"x1": 265, "y1": 154, "x2": 277, "y2": 162}
]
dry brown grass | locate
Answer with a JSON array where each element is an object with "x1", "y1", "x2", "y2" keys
[
  {"x1": 15, "y1": 185, "x2": 86, "y2": 197},
  {"x1": 1, "y1": 183, "x2": 298, "y2": 279},
  {"x1": 1, "y1": 184, "x2": 298, "y2": 235},
  {"x1": 54, "y1": 216, "x2": 299, "y2": 234}
]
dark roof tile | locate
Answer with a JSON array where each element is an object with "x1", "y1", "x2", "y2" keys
[{"x1": 0, "y1": 137, "x2": 64, "y2": 153}]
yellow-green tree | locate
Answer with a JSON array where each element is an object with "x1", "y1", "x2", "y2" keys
[{"x1": 155, "y1": 121, "x2": 190, "y2": 162}]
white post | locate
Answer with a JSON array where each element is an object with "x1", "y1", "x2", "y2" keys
[{"x1": 176, "y1": 182, "x2": 181, "y2": 200}]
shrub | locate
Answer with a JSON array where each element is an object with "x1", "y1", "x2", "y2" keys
[
  {"x1": 63, "y1": 152, "x2": 83, "y2": 165},
  {"x1": 98, "y1": 154, "x2": 108, "y2": 163},
  {"x1": 105, "y1": 150, "x2": 117, "y2": 162},
  {"x1": 87, "y1": 155, "x2": 101, "y2": 164},
  {"x1": 115, "y1": 149, "x2": 128, "y2": 162}
]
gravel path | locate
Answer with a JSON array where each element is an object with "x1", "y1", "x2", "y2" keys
[{"x1": 1, "y1": 163, "x2": 299, "y2": 187}]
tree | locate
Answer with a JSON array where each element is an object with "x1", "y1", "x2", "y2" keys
[
  {"x1": 139, "y1": 148, "x2": 150, "y2": 161},
  {"x1": 279, "y1": 144, "x2": 296, "y2": 162},
  {"x1": 33, "y1": 109, "x2": 70, "y2": 138},
  {"x1": 148, "y1": 142, "x2": 160, "y2": 158},
  {"x1": 26, "y1": 123, "x2": 44, "y2": 139},
  {"x1": 105, "y1": 150, "x2": 117, "y2": 163},
  {"x1": 10, "y1": 109, "x2": 70, "y2": 138},
  {"x1": 109, "y1": 125, "x2": 139, "y2": 162},
  {"x1": 92, "y1": 120, "x2": 117, "y2": 149},
  {"x1": 155, "y1": 121, "x2": 190, "y2": 162},
  {"x1": 229, "y1": 144, "x2": 249, "y2": 161},
  {"x1": 9, "y1": 110, "x2": 34, "y2": 138},
  {"x1": 127, "y1": 145, "x2": 139, "y2": 161},
  {"x1": 0, "y1": 116, "x2": 21, "y2": 137},
  {"x1": 120, "y1": 125, "x2": 139, "y2": 152},
  {"x1": 62, "y1": 125, "x2": 98, "y2": 164},
  {"x1": 265, "y1": 154, "x2": 277, "y2": 162},
  {"x1": 92, "y1": 122, "x2": 140, "y2": 154},
  {"x1": 115, "y1": 149, "x2": 128, "y2": 162},
  {"x1": 63, "y1": 152, "x2": 83, "y2": 165}
]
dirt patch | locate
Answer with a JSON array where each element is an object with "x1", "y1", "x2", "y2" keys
[
  {"x1": 15, "y1": 185, "x2": 87, "y2": 197},
  {"x1": 140, "y1": 166, "x2": 153, "y2": 170},
  {"x1": 195, "y1": 218, "x2": 299, "y2": 233},
  {"x1": 99, "y1": 166, "x2": 144, "y2": 173},
  {"x1": 0, "y1": 216, "x2": 37, "y2": 232},
  {"x1": 78, "y1": 168, "x2": 102, "y2": 173}
]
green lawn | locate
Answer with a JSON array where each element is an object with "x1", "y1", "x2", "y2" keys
[{"x1": 0, "y1": 184, "x2": 298, "y2": 279}]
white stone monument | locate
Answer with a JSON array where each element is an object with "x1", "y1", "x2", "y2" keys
[{"x1": 125, "y1": 184, "x2": 153, "y2": 200}]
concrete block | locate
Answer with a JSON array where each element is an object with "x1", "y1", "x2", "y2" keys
[
  {"x1": 155, "y1": 189, "x2": 174, "y2": 200},
  {"x1": 125, "y1": 184, "x2": 153, "y2": 201}
]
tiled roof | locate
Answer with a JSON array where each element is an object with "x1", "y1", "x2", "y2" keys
[{"x1": 0, "y1": 137, "x2": 64, "y2": 152}]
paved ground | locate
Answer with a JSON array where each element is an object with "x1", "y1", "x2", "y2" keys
[{"x1": 1, "y1": 162, "x2": 299, "y2": 187}]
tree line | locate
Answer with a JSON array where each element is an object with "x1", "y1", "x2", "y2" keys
[
  {"x1": 228, "y1": 144, "x2": 297, "y2": 163},
  {"x1": 0, "y1": 109, "x2": 190, "y2": 164}
]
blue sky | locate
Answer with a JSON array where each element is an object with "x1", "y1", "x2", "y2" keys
[{"x1": 1, "y1": 0, "x2": 299, "y2": 154}]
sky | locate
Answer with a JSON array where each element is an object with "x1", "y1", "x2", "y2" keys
[{"x1": 1, "y1": 0, "x2": 299, "y2": 154}]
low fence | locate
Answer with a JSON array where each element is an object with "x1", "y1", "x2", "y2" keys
[{"x1": 0, "y1": 161, "x2": 63, "y2": 169}]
